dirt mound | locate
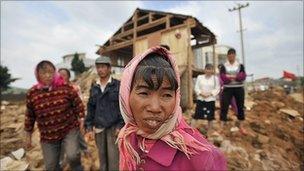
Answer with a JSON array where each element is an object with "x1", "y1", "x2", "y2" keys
[{"x1": 1, "y1": 80, "x2": 303, "y2": 171}]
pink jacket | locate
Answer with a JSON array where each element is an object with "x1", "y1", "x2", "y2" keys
[{"x1": 129, "y1": 127, "x2": 227, "y2": 171}]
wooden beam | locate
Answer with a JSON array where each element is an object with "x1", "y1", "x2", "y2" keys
[
  {"x1": 149, "y1": 12, "x2": 154, "y2": 22},
  {"x1": 112, "y1": 29, "x2": 133, "y2": 41},
  {"x1": 113, "y1": 37, "x2": 127, "y2": 42},
  {"x1": 136, "y1": 17, "x2": 167, "y2": 33},
  {"x1": 133, "y1": 10, "x2": 138, "y2": 39},
  {"x1": 100, "y1": 39, "x2": 133, "y2": 54},
  {"x1": 166, "y1": 15, "x2": 170, "y2": 29},
  {"x1": 113, "y1": 16, "x2": 173, "y2": 44},
  {"x1": 137, "y1": 14, "x2": 149, "y2": 22},
  {"x1": 186, "y1": 21, "x2": 194, "y2": 109},
  {"x1": 191, "y1": 41, "x2": 213, "y2": 49}
]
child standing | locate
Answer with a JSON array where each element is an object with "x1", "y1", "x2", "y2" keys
[{"x1": 193, "y1": 64, "x2": 220, "y2": 131}]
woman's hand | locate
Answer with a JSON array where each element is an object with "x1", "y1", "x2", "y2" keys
[{"x1": 200, "y1": 92, "x2": 211, "y2": 98}]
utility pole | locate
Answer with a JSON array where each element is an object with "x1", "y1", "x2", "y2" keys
[{"x1": 229, "y1": 2, "x2": 249, "y2": 68}]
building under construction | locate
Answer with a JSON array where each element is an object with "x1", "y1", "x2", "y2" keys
[{"x1": 96, "y1": 8, "x2": 217, "y2": 110}]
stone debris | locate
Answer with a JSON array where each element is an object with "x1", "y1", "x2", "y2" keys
[{"x1": 11, "y1": 148, "x2": 25, "y2": 160}]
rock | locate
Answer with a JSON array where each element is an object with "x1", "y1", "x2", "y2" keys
[
  {"x1": 252, "y1": 136, "x2": 263, "y2": 149},
  {"x1": 279, "y1": 109, "x2": 300, "y2": 118},
  {"x1": 1, "y1": 156, "x2": 28, "y2": 171},
  {"x1": 209, "y1": 131, "x2": 224, "y2": 147},
  {"x1": 264, "y1": 120, "x2": 271, "y2": 124},
  {"x1": 7, "y1": 123, "x2": 23, "y2": 132},
  {"x1": 254, "y1": 154, "x2": 261, "y2": 162},
  {"x1": 245, "y1": 100, "x2": 256, "y2": 110},
  {"x1": 249, "y1": 122, "x2": 268, "y2": 135},
  {"x1": 271, "y1": 101, "x2": 285, "y2": 109},
  {"x1": 2, "y1": 101, "x2": 9, "y2": 106},
  {"x1": 259, "y1": 151, "x2": 268, "y2": 160},
  {"x1": 11, "y1": 148, "x2": 25, "y2": 160},
  {"x1": 230, "y1": 127, "x2": 240, "y2": 132},
  {"x1": 258, "y1": 134, "x2": 270, "y2": 144},
  {"x1": 0, "y1": 156, "x2": 14, "y2": 170},
  {"x1": 6, "y1": 160, "x2": 29, "y2": 171},
  {"x1": 275, "y1": 127, "x2": 290, "y2": 141},
  {"x1": 220, "y1": 140, "x2": 247, "y2": 155},
  {"x1": 289, "y1": 93, "x2": 304, "y2": 103}
]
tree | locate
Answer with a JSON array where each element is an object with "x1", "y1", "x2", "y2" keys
[
  {"x1": 0, "y1": 65, "x2": 18, "y2": 96},
  {"x1": 71, "y1": 52, "x2": 87, "y2": 76}
]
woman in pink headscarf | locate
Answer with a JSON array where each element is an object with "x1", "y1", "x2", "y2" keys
[{"x1": 117, "y1": 46, "x2": 227, "y2": 170}]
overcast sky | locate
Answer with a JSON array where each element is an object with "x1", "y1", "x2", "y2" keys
[{"x1": 1, "y1": 1, "x2": 303, "y2": 89}]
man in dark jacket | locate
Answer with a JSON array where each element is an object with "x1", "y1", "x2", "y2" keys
[{"x1": 85, "y1": 56, "x2": 124, "y2": 171}]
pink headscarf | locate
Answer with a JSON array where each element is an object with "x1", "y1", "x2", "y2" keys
[
  {"x1": 34, "y1": 60, "x2": 64, "y2": 89},
  {"x1": 118, "y1": 46, "x2": 212, "y2": 170}
]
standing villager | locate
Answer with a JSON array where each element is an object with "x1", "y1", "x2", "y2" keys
[
  {"x1": 58, "y1": 68, "x2": 90, "y2": 167},
  {"x1": 117, "y1": 46, "x2": 227, "y2": 170},
  {"x1": 219, "y1": 48, "x2": 247, "y2": 134},
  {"x1": 84, "y1": 56, "x2": 124, "y2": 171},
  {"x1": 193, "y1": 64, "x2": 220, "y2": 131},
  {"x1": 218, "y1": 64, "x2": 238, "y2": 116},
  {"x1": 24, "y1": 60, "x2": 84, "y2": 171}
]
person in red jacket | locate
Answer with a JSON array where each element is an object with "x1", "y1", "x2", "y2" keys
[
  {"x1": 117, "y1": 46, "x2": 227, "y2": 170},
  {"x1": 24, "y1": 60, "x2": 85, "y2": 171}
]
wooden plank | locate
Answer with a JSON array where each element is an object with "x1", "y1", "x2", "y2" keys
[
  {"x1": 134, "y1": 38, "x2": 148, "y2": 56},
  {"x1": 137, "y1": 14, "x2": 149, "y2": 22},
  {"x1": 161, "y1": 26, "x2": 189, "y2": 66},
  {"x1": 113, "y1": 16, "x2": 175, "y2": 44},
  {"x1": 191, "y1": 41, "x2": 213, "y2": 49},
  {"x1": 136, "y1": 17, "x2": 167, "y2": 33},
  {"x1": 166, "y1": 15, "x2": 170, "y2": 29},
  {"x1": 113, "y1": 29, "x2": 133, "y2": 40},
  {"x1": 161, "y1": 23, "x2": 188, "y2": 34},
  {"x1": 133, "y1": 10, "x2": 138, "y2": 39},
  {"x1": 186, "y1": 23, "x2": 194, "y2": 109},
  {"x1": 101, "y1": 40, "x2": 133, "y2": 54},
  {"x1": 149, "y1": 12, "x2": 154, "y2": 22},
  {"x1": 123, "y1": 20, "x2": 133, "y2": 27},
  {"x1": 148, "y1": 32, "x2": 161, "y2": 48}
]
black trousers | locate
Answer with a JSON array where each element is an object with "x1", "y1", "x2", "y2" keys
[{"x1": 220, "y1": 87, "x2": 245, "y2": 121}]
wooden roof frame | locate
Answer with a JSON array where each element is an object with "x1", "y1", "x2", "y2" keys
[{"x1": 96, "y1": 8, "x2": 217, "y2": 55}]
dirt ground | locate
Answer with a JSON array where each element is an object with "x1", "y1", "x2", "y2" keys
[{"x1": 1, "y1": 83, "x2": 303, "y2": 170}]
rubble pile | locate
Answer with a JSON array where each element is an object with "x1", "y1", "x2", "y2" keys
[{"x1": 1, "y1": 73, "x2": 303, "y2": 171}]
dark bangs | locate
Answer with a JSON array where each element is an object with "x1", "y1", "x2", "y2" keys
[{"x1": 132, "y1": 53, "x2": 178, "y2": 91}]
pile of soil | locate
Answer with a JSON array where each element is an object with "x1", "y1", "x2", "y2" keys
[{"x1": 1, "y1": 72, "x2": 303, "y2": 171}]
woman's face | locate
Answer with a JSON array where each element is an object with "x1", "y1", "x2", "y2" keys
[
  {"x1": 227, "y1": 53, "x2": 236, "y2": 63},
  {"x1": 205, "y1": 67, "x2": 213, "y2": 76},
  {"x1": 129, "y1": 76, "x2": 176, "y2": 134},
  {"x1": 59, "y1": 70, "x2": 70, "y2": 83},
  {"x1": 38, "y1": 64, "x2": 55, "y2": 86}
]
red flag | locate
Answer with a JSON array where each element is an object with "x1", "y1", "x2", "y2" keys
[{"x1": 283, "y1": 70, "x2": 296, "y2": 80}]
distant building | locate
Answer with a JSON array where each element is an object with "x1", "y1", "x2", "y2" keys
[{"x1": 56, "y1": 53, "x2": 95, "y2": 79}]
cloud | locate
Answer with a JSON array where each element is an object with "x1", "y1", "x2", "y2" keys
[{"x1": 1, "y1": 1, "x2": 143, "y2": 88}]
